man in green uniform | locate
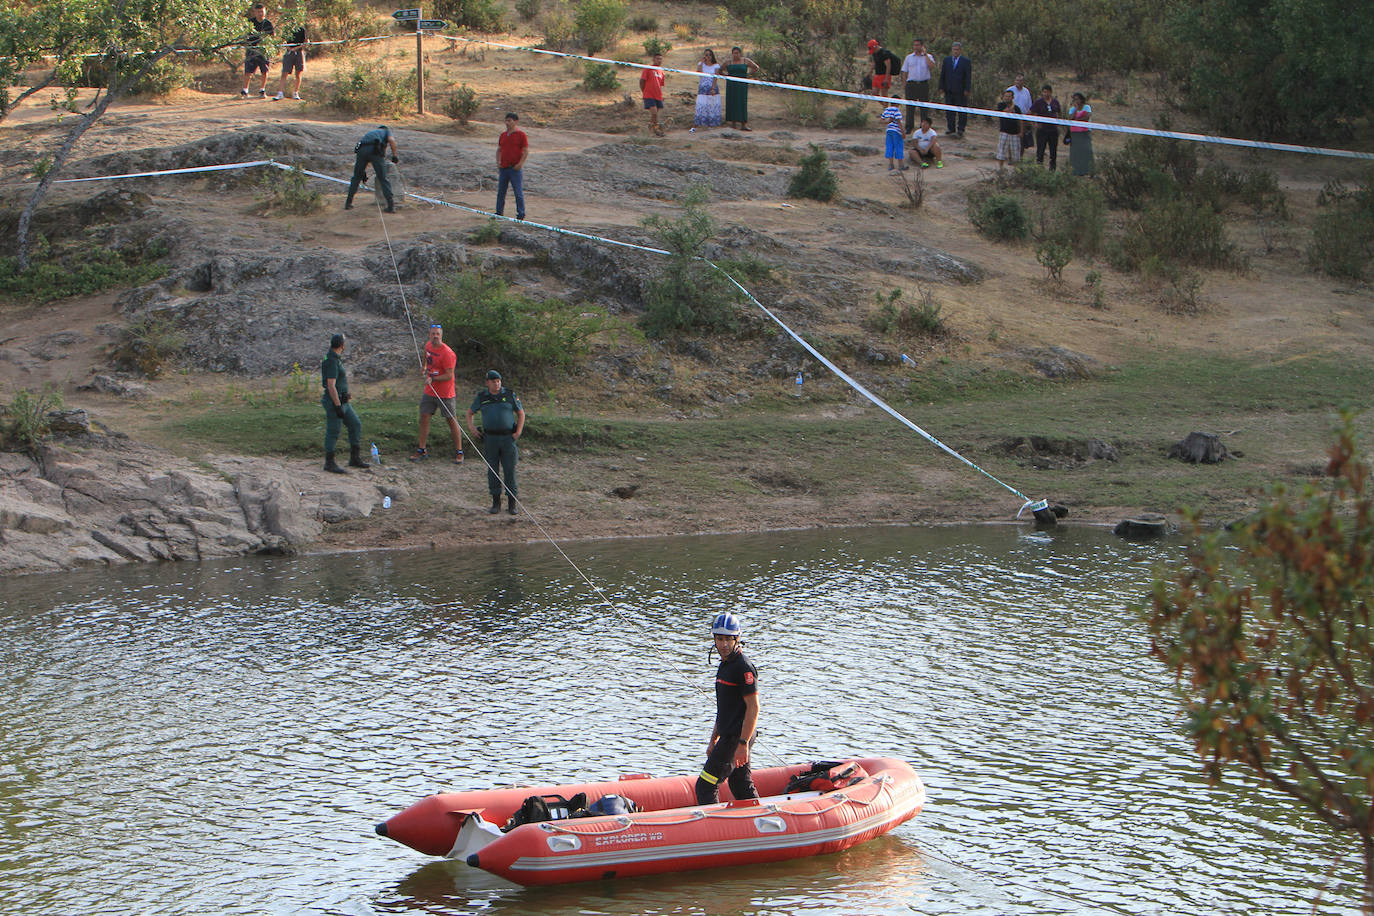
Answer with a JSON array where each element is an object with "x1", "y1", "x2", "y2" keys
[
  {"x1": 321, "y1": 333, "x2": 366, "y2": 473},
  {"x1": 345, "y1": 125, "x2": 399, "y2": 212},
  {"x1": 466, "y1": 369, "x2": 525, "y2": 515}
]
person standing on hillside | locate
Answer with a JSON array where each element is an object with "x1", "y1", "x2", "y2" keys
[
  {"x1": 1006, "y1": 74, "x2": 1033, "y2": 157},
  {"x1": 900, "y1": 38, "x2": 936, "y2": 133},
  {"x1": 695, "y1": 612, "x2": 761, "y2": 806},
  {"x1": 866, "y1": 39, "x2": 902, "y2": 99},
  {"x1": 641, "y1": 52, "x2": 667, "y2": 136},
  {"x1": 345, "y1": 125, "x2": 398, "y2": 212},
  {"x1": 882, "y1": 95, "x2": 907, "y2": 172},
  {"x1": 273, "y1": 21, "x2": 306, "y2": 101},
  {"x1": 938, "y1": 41, "x2": 972, "y2": 138},
  {"x1": 723, "y1": 46, "x2": 760, "y2": 130},
  {"x1": 467, "y1": 370, "x2": 525, "y2": 515},
  {"x1": 995, "y1": 89, "x2": 1022, "y2": 169},
  {"x1": 240, "y1": 3, "x2": 274, "y2": 99},
  {"x1": 321, "y1": 333, "x2": 367, "y2": 474},
  {"x1": 495, "y1": 112, "x2": 528, "y2": 221},
  {"x1": 1030, "y1": 84, "x2": 1063, "y2": 170},
  {"x1": 408, "y1": 324, "x2": 464, "y2": 465}
]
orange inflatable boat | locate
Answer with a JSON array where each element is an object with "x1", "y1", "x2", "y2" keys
[{"x1": 376, "y1": 757, "x2": 924, "y2": 886}]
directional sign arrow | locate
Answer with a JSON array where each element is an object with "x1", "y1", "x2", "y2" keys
[
  {"x1": 392, "y1": 8, "x2": 420, "y2": 19},
  {"x1": 417, "y1": 18, "x2": 446, "y2": 29}
]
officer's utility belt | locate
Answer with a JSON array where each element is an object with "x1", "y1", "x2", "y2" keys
[
  {"x1": 355, "y1": 140, "x2": 382, "y2": 153},
  {"x1": 484, "y1": 429, "x2": 514, "y2": 435}
]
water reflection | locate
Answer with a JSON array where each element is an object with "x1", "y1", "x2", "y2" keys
[{"x1": 0, "y1": 526, "x2": 1361, "y2": 915}]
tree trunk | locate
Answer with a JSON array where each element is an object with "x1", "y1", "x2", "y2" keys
[
  {"x1": 1364, "y1": 831, "x2": 1374, "y2": 915},
  {"x1": 14, "y1": 47, "x2": 174, "y2": 270},
  {"x1": 0, "y1": 68, "x2": 60, "y2": 123}
]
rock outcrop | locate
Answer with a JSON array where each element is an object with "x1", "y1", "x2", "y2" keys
[{"x1": 0, "y1": 434, "x2": 393, "y2": 576}]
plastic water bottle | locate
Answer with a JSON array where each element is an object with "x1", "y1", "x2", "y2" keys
[
  {"x1": 382, "y1": 495, "x2": 392, "y2": 509},
  {"x1": 900, "y1": 353, "x2": 914, "y2": 366},
  {"x1": 794, "y1": 371, "x2": 803, "y2": 395},
  {"x1": 370, "y1": 442, "x2": 381, "y2": 465}
]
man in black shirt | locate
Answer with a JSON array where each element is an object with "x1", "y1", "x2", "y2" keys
[
  {"x1": 695, "y1": 612, "x2": 761, "y2": 805},
  {"x1": 274, "y1": 23, "x2": 306, "y2": 101},
  {"x1": 865, "y1": 39, "x2": 902, "y2": 98},
  {"x1": 241, "y1": 3, "x2": 274, "y2": 99}
]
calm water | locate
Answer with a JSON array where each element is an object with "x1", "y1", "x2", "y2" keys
[{"x1": 0, "y1": 526, "x2": 1360, "y2": 915}]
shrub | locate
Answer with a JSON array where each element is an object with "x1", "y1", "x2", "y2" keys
[
  {"x1": 1141, "y1": 257, "x2": 1204, "y2": 314},
  {"x1": 0, "y1": 246, "x2": 168, "y2": 304},
  {"x1": 1113, "y1": 199, "x2": 1243, "y2": 272},
  {"x1": 968, "y1": 192, "x2": 1030, "y2": 242},
  {"x1": 443, "y1": 83, "x2": 479, "y2": 123},
  {"x1": 514, "y1": 0, "x2": 540, "y2": 20},
  {"x1": 78, "y1": 53, "x2": 189, "y2": 96},
  {"x1": 256, "y1": 166, "x2": 325, "y2": 215},
  {"x1": 783, "y1": 92, "x2": 826, "y2": 127},
  {"x1": 328, "y1": 55, "x2": 416, "y2": 117},
  {"x1": 1085, "y1": 270, "x2": 1106, "y2": 309},
  {"x1": 110, "y1": 312, "x2": 184, "y2": 378},
  {"x1": 829, "y1": 102, "x2": 869, "y2": 129},
  {"x1": 432, "y1": 0, "x2": 506, "y2": 31},
  {"x1": 1, "y1": 385, "x2": 63, "y2": 455},
  {"x1": 575, "y1": 0, "x2": 628, "y2": 55},
  {"x1": 1308, "y1": 173, "x2": 1374, "y2": 281},
  {"x1": 430, "y1": 271, "x2": 605, "y2": 378},
  {"x1": 1035, "y1": 240, "x2": 1072, "y2": 281},
  {"x1": 309, "y1": 0, "x2": 372, "y2": 52},
  {"x1": 642, "y1": 36, "x2": 672, "y2": 57},
  {"x1": 582, "y1": 61, "x2": 620, "y2": 91},
  {"x1": 628, "y1": 13, "x2": 658, "y2": 31},
  {"x1": 539, "y1": 4, "x2": 576, "y2": 50},
  {"x1": 640, "y1": 185, "x2": 745, "y2": 337},
  {"x1": 787, "y1": 144, "x2": 838, "y2": 202},
  {"x1": 671, "y1": 21, "x2": 701, "y2": 40},
  {"x1": 468, "y1": 218, "x2": 502, "y2": 244},
  {"x1": 867, "y1": 286, "x2": 947, "y2": 338}
]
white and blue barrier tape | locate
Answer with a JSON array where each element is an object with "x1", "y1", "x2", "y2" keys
[{"x1": 54, "y1": 156, "x2": 1045, "y2": 514}]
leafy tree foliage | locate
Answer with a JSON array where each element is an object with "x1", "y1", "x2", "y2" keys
[
  {"x1": 7, "y1": 0, "x2": 247, "y2": 268},
  {"x1": 640, "y1": 185, "x2": 744, "y2": 338},
  {"x1": 1144, "y1": 419, "x2": 1374, "y2": 908}
]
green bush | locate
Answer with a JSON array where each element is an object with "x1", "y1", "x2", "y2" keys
[
  {"x1": 628, "y1": 13, "x2": 658, "y2": 31},
  {"x1": 829, "y1": 102, "x2": 869, "y2": 129},
  {"x1": 328, "y1": 55, "x2": 416, "y2": 117},
  {"x1": 1, "y1": 385, "x2": 63, "y2": 455},
  {"x1": 642, "y1": 36, "x2": 672, "y2": 57},
  {"x1": 467, "y1": 218, "x2": 502, "y2": 245},
  {"x1": 432, "y1": 0, "x2": 506, "y2": 31},
  {"x1": 640, "y1": 185, "x2": 745, "y2": 337},
  {"x1": 575, "y1": 0, "x2": 628, "y2": 55},
  {"x1": 430, "y1": 271, "x2": 605, "y2": 379},
  {"x1": 1193, "y1": 163, "x2": 1288, "y2": 219},
  {"x1": 443, "y1": 83, "x2": 479, "y2": 123},
  {"x1": 1035, "y1": 240, "x2": 1072, "y2": 281},
  {"x1": 581, "y1": 61, "x2": 620, "y2": 91},
  {"x1": 111, "y1": 312, "x2": 185, "y2": 378},
  {"x1": 78, "y1": 53, "x2": 190, "y2": 95},
  {"x1": 0, "y1": 246, "x2": 168, "y2": 304},
  {"x1": 1308, "y1": 173, "x2": 1374, "y2": 281},
  {"x1": 539, "y1": 4, "x2": 576, "y2": 50},
  {"x1": 255, "y1": 166, "x2": 325, "y2": 215},
  {"x1": 514, "y1": 0, "x2": 541, "y2": 20},
  {"x1": 968, "y1": 192, "x2": 1030, "y2": 242},
  {"x1": 783, "y1": 92, "x2": 826, "y2": 127},
  {"x1": 867, "y1": 287, "x2": 947, "y2": 338},
  {"x1": 1112, "y1": 199, "x2": 1243, "y2": 272},
  {"x1": 787, "y1": 144, "x2": 838, "y2": 202}
]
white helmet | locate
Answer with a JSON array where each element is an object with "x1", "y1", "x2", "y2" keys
[{"x1": 710, "y1": 612, "x2": 743, "y2": 637}]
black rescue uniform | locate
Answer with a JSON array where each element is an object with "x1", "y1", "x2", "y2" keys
[{"x1": 695, "y1": 647, "x2": 760, "y2": 805}]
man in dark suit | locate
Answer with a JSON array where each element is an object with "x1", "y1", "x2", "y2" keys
[{"x1": 938, "y1": 41, "x2": 972, "y2": 138}]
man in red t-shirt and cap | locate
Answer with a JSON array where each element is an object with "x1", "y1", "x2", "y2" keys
[
  {"x1": 409, "y1": 324, "x2": 464, "y2": 464},
  {"x1": 496, "y1": 112, "x2": 528, "y2": 221}
]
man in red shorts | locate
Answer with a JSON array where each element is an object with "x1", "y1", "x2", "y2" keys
[
  {"x1": 409, "y1": 324, "x2": 464, "y2": 464},
  {"x1": 866, "y1": 39, "x2": 901, "y2": 98}
]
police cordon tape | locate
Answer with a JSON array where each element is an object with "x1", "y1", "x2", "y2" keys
[
  {"x1": 15, "y1": 28, "x2": 1374, "y2": 161},
  {"x1": 54, "y1": 156, "x2": 1046, "y2": 516}
]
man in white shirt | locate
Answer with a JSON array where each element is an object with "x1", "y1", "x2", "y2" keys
[
  {"x1": 908, "y1": 116, "x2": 943, "y2": 169},
  {"x1": 1006, "y1": 74, "x2": 1033, "y2": 158},
  {"x1": 900, "y1": 38, "x2": 936, "y2": 134}
]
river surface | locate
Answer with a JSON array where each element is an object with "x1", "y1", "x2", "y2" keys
[{"x1": 0, "y1": 525, "x2": 1361, "y2": 915}]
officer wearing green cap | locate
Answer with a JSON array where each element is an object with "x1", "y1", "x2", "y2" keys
[{"x1": 466, "y1": 369, "x2": 525, "y2": 515}]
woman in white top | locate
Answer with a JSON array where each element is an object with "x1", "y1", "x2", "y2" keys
[{"x1": 694, "y1": 49, "x2": 723, "y2": 128}]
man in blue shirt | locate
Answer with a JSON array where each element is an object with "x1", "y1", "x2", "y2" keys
[{"x1": 466, "y1": 370, "x2": 526, "y2": 515}]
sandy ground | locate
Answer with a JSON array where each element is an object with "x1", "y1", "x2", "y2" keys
[{"x1": 2, "y1": 10, "x2": 1372, "y2": 557}]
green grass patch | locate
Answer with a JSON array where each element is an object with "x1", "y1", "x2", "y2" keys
[{"x1": 0, "y1": 245, "x2": 168, "y2": 304}]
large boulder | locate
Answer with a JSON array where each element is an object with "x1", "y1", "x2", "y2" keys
[{"x1": 1168, "y1": 432, "x2": 1230, "y2": 464}]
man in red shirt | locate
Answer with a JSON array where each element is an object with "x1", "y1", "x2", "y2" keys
[
  {"x1": 496, "y1": 112, "x2": 528, "y2": 221},
  {"x1": 640, "y1": 52, "x2": 666, "y2": 136},
  {"x1": 409, "y1": 324, "x2": 464, "y2": 463}
]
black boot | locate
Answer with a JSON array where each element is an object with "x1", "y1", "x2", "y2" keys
[
  {"x1": 488, "y1": 494, "x2": 501, "y2": 514},
  {"x1": 348, "y1": 443, "x2": 369, "y2": 468},
  {"x1": 324, "y1": 452, "x2": 347, "y2": 474},
  {"x1": 506, "y1": 494, "x2": 518, "y2": 515}
]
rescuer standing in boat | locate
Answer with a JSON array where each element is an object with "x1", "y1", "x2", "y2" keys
[{"x1": 696, "y1": 612, "x2": 761, "y2": 805}]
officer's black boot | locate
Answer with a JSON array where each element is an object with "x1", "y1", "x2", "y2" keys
[
  {"x1": 488, "y1": 494, "x2": 501, "y2": 514},
  {"x1": 347, "y1": 443, "x2": 368, "y2": 468},
  {"x1": 506, "y1": 494, "x2": 518, "y2": 515},
  {"x1": 384, "y1": 198, "x2": 396, "y2": 214},
  {"x1": 324, "y1": 452, "x2": 347, "y2": 474},
  {"x1": 344, "y1": 194, "x2": 354, "y2": 210}
]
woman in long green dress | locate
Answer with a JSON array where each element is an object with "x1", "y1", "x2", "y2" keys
[
  {"x1": 724, "y1": 46, "x2": 760, "y2": 130},
  {"x1": 1067, "y1": 91, "x2": 1094, "y2": 176}
]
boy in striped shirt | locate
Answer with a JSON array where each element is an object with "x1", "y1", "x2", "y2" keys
[{"x1": 883, "y1": 96, "x2": 907, "y2": 171}]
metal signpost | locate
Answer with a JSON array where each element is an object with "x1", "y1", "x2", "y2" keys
[{"x1": 394, "y1": 8, "x2": 426, "y2": 114}]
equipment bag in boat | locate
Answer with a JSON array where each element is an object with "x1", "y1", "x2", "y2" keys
[
  {"x1": 783, "y1": 760, "x2": 868, "y2": 794},
  {"x1": 503, "y1": 792, "x2": 588, "y2": 832}
]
